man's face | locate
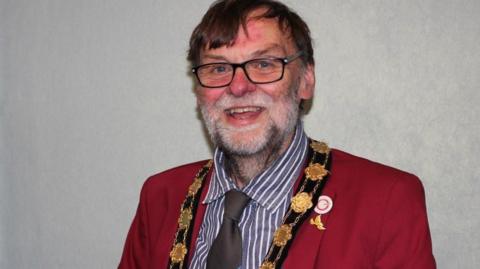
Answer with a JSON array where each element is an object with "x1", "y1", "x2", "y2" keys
[{"x1": 195, "y1": 14, "x2": 314, "y2": 156}]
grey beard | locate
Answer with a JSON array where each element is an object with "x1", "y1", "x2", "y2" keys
[
  {"x1": 216, "y1": 120, "x2": 281, "y2": 157},
  {"x1": 199, "y1": 77, "x2": 301, "y2": 158},
  {"x1": 198, "y1": 76, "x2": 302, "y2": 182},
  {"x1": 199, "y1": 99, "x2": 299, "y2": 158}
]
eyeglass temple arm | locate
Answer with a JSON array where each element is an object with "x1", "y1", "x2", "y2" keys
[{"x1": 284, "y1": 51, "x2": 304, "y2": 63}]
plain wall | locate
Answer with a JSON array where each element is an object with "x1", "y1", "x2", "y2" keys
[
  {"x1": 1, "y1": 0, "x2": 7, "y2": 265},
  {"x1": 1, "y1": 0, "x2": 479, "y2": 268}
]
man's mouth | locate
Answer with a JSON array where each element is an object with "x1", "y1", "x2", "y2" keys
[
  {"x1": 224, "y1": 106, "x2": 264, "y2": 121},
  {"x1": 225, "y1": 106, "x2": 263, "y2": 115}
]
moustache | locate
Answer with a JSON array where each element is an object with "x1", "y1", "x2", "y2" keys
[{"x1": 212, "y1": 92, "x2": 274, "y2": 110}]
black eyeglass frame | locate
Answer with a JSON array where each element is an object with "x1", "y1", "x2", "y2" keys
[{"x1": 191, "y1": 51, "x2": 304, "y2": 88}]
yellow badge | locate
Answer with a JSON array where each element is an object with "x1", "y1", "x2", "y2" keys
[
  {"x1": 310, "y1": 141, "x2": 329, "y2": 154},
  {"x1": 260, "y1": 261, "x2": 275, "y2": 269},
  {"x1": 273, "y1": 224, "x2": 292, "y2": 247},
  {"x1": 305, "y1": 163, "x2": 328, "y2": 181},
  {"x1": 310, "y1": 215, "x2": 326, "y2": 230},
  {"x1": 291, "y1": 192, "x2": 313, "y2": 213},
  {"x1": 178, "y1": 208, "x2": 193, "y2": 230},
  {"x1": 188, "y1": 178, "x2": 202, "y2": 196},
  {"x1": 169, "y1": 243, "x2": 187, "y2": 263}
]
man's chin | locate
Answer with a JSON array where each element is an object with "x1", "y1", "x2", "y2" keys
[{"x1": 214, "y1": 130, "x2": 270, "y2": 157}]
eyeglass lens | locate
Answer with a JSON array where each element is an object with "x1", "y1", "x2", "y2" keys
[{"x1": 196, "y1": 58, "x2": 284, "y2": 87}]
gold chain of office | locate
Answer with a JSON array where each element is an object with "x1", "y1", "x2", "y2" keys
[{"x1": 167, "y1": 140, "x2": 331, "y2": 269}]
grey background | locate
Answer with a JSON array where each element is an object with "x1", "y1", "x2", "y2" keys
[{"x1": 1, "y1": 0, "x2": 479, "y2": 268}]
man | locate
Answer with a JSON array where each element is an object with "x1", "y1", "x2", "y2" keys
[{"x1": 119, "y1": 0, "x2": 436, "y2": 268}]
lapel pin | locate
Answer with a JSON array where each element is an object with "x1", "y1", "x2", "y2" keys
[
  {"x1": 310, "y1": 215, "x2": 326, "y2": 230},
  {"x1": 310, "y1": 195, "x2": 333, "y2": 231},
  {"x1": 314, "y1": 195, "x2": 333, "y2": 214}
]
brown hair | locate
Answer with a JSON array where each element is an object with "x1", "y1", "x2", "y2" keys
[{"x1": 188, "y1": 0, "x2": 314, "y2": 66}]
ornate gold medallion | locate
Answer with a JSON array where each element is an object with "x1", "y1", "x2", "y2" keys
[
  {"x1": 169, "y1": 243, "x2": 187, "y2": 264},
  {"x1": 291, "y1": 192, "x2": 313, "y2": 213},
  {"x1": 260, "y1": 261, "x2": 276, "y2": 269},
  {"x1": 188, "y1": 178, "x2": 202, "y2": 196},
  {"x1": 309, "y1": 215, "x2": 326, "y2": 230},
  {"x1": 310, "y1": 141, "x2": 329, "y2": 154},
  {"x1": 305, "y1": 163, "x2": 328, "y2": 181},
  {"x1": 273, "y1": 224, "x2": 292, "y2": 247},
  {"x1": 178, "y1": 208, "x2": 193, "y2": 230}
]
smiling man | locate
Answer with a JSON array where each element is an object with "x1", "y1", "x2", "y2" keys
[
  {"x1": 194, "y1": 11, "x2": 314, "y2": 188},
  {"x1": 118, "y1": 1, "x2": 436, "y2": 269}
]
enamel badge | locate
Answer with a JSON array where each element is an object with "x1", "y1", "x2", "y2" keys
[
  {"x1": 314, "y1": 195, "x2": 333, "y2": 215},
  {"x1": 310, "y1": 195, "x2": 333, "y2": 231}
]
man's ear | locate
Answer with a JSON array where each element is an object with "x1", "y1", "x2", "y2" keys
[{"x1": 298, "y1": 64, "x2": 315, "y2": 100}]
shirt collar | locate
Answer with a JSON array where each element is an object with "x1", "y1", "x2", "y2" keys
[{"x1": 203, "y1": 122, "x2": 309, "y2": 212}]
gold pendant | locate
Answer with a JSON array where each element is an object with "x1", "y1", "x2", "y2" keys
[
  {"x1": 178, "y1": 208, "x2": 193, "y2": 230},
  {"x1": 260, "y1": 261, "x2": 275, "y2": 269},
  {"x1": 310, "y1": 141, "x2": 329, "y2": 154},
  {"x1": 169, "y1": 243, "x2": 187, "y2": 263},
  {"x1": 273, "y1": 224, "x2": 292, "y2": 247},
  {"x1": 305, "y1": 163, "x2": 328, "y2": 181},
  {"x1": 310, "y1": 215, "x2": 326, "y2": 230},
  {"x1": 188, "y1": 177, "x2": 202, "y2": 196},
  {"x1": 291, "y1": 192, "x2": 313, "y2": 213}
]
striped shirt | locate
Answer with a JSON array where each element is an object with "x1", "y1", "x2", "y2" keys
[{"x1": 189, "y1": 123, "x2": 309, "y2": 269}]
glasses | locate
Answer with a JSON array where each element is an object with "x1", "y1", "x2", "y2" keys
[{"x1": 192, "y1": 51, "x2": 304, "y2": 88}]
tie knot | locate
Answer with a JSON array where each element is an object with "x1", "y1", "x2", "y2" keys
[{"x1": 223, "y1": 190, "x2": 250, "y2": 221}]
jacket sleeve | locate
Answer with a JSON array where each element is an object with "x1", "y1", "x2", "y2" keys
[
  {"x1": 373, "y1": 175, "x2": 436, "y2": 269},
  {"x1": 118, "y1": 181, "x2": 151, "y2": 269}
]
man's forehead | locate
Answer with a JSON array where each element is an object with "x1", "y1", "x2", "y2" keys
[
  {"x1": 200, "y1": 16, "x2": 294, "y2": 59},
  {"x1": 235, "y1": 17, "x2": 280, "y2": 45}
]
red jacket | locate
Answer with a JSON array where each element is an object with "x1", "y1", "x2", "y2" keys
[{"x1": 119, "y1": 149, "x2": 436, "y2": 268}]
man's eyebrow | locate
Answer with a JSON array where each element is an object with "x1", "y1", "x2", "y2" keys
[
  {"x1": 201, "y1": 54, "x2": 228, "y2": 62},
  {"x1": 201, "y1": 44, "x2": 288, "y2": 62},
  {"x1": 249, "y1": 44, "x2": 286, "y2": 57}
]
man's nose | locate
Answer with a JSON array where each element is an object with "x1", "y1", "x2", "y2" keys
[{"x1": 227, "y1": 67, "x2": 256, "y2": 97}]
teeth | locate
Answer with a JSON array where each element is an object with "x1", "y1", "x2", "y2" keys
[{"x1": 226, "y1": 107, "x2": 261, "y2": 114}]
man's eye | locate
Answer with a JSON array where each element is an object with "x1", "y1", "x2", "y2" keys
[
  {"x1": 255, "y1": 60, "x2": 273, "y2": 69},
  {"x1": 207, "y1": 64, "x2": 229, "y2": 74}
]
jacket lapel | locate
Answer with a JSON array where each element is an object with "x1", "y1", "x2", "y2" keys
[
  {"x1": 187, "y1": 164, "x2": 214, "y2": 265},
  {"x1": 283, "y1": 190, "x2": 336, "y2": 269}
]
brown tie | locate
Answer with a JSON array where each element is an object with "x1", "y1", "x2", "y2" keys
[{"x1": 206, "y1": 190, "x2": 250, "y2": 269}]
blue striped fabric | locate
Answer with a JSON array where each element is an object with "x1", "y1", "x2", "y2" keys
[{"x1": 189, "y1": 123, "x2": 309, "y2": 269}]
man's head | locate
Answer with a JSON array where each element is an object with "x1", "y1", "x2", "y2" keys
[
  {"x1": 188, "y1": 0, "x2": 314, "y2": 67},
  {"x1": 189, "y1": 0, "x2": 315, "y2": 158}
]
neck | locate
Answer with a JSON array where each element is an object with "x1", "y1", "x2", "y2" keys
[{"x1": 223, "y1": 131, "x2": 295, "y2": 189}]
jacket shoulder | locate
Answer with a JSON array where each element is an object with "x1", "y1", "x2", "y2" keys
[
  {"x1": 142, "y1": 160, "x2": 211, "y2": 194},
  {"x1": 331, "y1": 148, "x2": 420, "y2": 183},
  {"x1": 328, "y1": 148, "x2": 425, "y2": 202}
]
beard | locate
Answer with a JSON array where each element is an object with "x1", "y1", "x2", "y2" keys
[{"x1": 199, "y1": 81, "x2": 301, "y2": 157}]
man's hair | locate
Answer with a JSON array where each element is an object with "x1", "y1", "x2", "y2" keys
[{"x1": 188, "y1": 0, "x2": 314, "y2": 67}]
